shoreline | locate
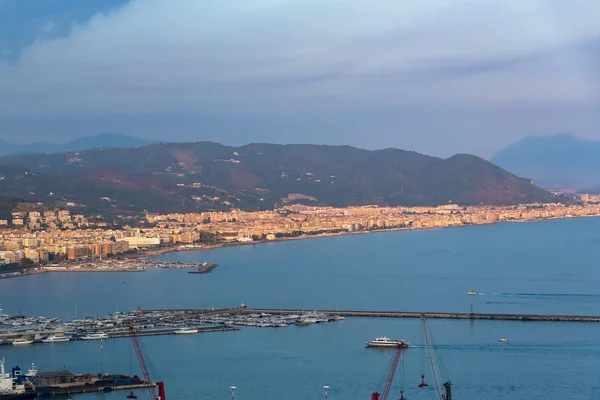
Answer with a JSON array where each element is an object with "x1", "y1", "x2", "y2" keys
[{"x1": 1, "y1": 214, "x2": 598, "y2": 280}]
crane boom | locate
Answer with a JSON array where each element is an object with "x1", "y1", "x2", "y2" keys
[
  {"x1": 372, "y1": 343, "x2": 404, "y2": 400},
  {"x1": 129, "y1": 324, "x2": 159, "y2": 400},
  {"x1": 421, "y1": 314, "x2": 452, "y2": 400}
]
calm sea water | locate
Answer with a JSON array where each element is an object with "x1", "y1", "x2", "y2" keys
[{"x1": 2, "y1": 218, "x2": 600, "y2": 399}]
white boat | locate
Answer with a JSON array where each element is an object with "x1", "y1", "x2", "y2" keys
[
  {"x1": 174, "y1": 328, "x2": 198, "y2": 334},
  {"x1": 80, "y1": 332, "x2": 108, "y2": 340},
  {"x1": 334, "y1": 315, "x2": 345, "y2": 321},
  {"x1": 11, "y1": 338, "x2": 34, "y2": 345},
  {"x1": 365, "y1": 337, "x2": 409, "y2": 348},
  {"x1": 41, "y1": 334, "x2": 70, "y2": 343},
  {"x1": 467, "y1": 290, "x2": 478, "y2": 295},
  {"x1": 499, "y1": 338, "x2": 509, "y2": 343}
]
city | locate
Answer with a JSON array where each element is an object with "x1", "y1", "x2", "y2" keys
[{"x1": 2, "y1": 197, "x2": 600, "y2": 277}]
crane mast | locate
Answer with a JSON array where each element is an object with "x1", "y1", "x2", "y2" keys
[
  {"x1": 420, "y1": 314, "x2": 452, "y2": 400},
  {"x1": 129, "y1": 324, "x2": 165, "y2": 400}
]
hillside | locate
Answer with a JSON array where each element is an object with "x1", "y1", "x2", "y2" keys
[
  {"x1": 492, "y1": 134, "x2": 600, "y2": 189},
  {"x1": 0, "y1": 195, "x2": 27, "y2": 223},
  {"x1": 0, "y1": 142, "x2": 556, "y2": 214},
  {"x1": 0, "y1": 133, "x2": 153, "y2": 157}
]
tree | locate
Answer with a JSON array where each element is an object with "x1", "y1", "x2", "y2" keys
[
  {"x1": 110, "y1": 235, "x2": 116, "y2": 242},
  {"x1": 19, "y1": 257, "x2": 36, "y2": 269}
]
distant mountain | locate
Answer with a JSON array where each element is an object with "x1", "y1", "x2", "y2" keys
[
  {"x1": 492, "y1": 134, "x2": 600, "y2": 188},
  {"x1": 0, "y1": 142, "x2": 556, "y2": 215},
  {"x1": 0, "y1": 133, "x2": 154, "y2": 157}
]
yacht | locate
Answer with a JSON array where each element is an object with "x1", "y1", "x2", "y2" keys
[
  {"x1": 467, "y1": 290, "x2": 478, "y2": 296},
  {"x1": 80, "y1": 332, "x2": 109, "y2": 340},
  {"x1": 173, "y1": 328, "x2": 198, "y2": 334},
  {"x1": 498, "y1": 338, "x2": 509, "y2": 343},
  {"x1": 41, "y1": 334, "x2": 70, "y2": 343},
  {"x1": 11, "y1": 338, "x2": 33, "y2": 346},
  {"x1": 365, "y1": 337, "x2": 410, "y2": 348}
]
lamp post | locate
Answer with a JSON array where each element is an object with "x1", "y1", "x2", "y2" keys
[
  {"x1": 324, "y1": 385, "x2": 329, "y2": 400},
  {"x1": 231, "y1": 386, "x2": 236, "y2": 400}
]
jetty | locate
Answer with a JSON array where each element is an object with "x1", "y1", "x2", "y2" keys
[{"x1": 139, "y1": 307, "x2": 600, "y2": 323}]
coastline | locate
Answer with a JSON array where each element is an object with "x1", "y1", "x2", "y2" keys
[{"x1": 2, "y1": 214, "x2": 598, "y2": 280}]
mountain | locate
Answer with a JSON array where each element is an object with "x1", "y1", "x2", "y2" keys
[
  {"x1": 0, "y1": 142, "x2": 556, "y2": 215},
  {"x1": 0, "y1": 133, "x2": 154, "y2": 157},
  {"x1": 492, "y1": 134, "x2": 600, "y2": 188},
  {"x1": 0, "y1": 195, "x2": 27, "y2": 223}
]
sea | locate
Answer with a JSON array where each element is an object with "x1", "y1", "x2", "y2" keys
[{"x1": 2, "y1": 217, "x2": 600, "y2": 400}]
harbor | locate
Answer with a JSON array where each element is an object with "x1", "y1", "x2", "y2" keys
[{"x1": 3, "y1": 303, "x2": 600, "y2": 348}]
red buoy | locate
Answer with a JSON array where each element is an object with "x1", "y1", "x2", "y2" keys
[{"x1": 418, "y1": 374, "x2": 428, "y2": 388}]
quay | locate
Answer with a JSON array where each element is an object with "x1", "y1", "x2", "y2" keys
[
  {"x1": 37, "y1": 382, "x2": 154, "y2": 397},
  {"x1": 140, "y1": 307, "x2": 600, "y2": 323}
]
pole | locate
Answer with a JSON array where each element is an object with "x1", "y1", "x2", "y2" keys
[
  {"x1": 231, "y1": 386, "x2": 236, "y2": 400},
  {"x1": 100, "y1": 338, "x2": 104, "y2": 376},
  {"x1": 324, "y1": 385, "x2": 329, "y2": 400}
]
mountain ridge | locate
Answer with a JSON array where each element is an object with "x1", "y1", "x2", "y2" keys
[
  {"x1": 0, "y1": 141, "x2": 557, "y2": 215},
  {"x1": 0, "y1": 133, "x2": 154, "y2": 157},
  {"x1": 492, "y1": 133, "x2": 600, "y2": 188}
]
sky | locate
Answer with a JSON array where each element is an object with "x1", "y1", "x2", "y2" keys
[{"x1": 0, "y1": 0, "x2": 599, "y2": 158}]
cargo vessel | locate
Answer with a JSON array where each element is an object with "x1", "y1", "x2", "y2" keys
[{"x1": 0, "y1": 359, "x2": 36, "y2": 400}]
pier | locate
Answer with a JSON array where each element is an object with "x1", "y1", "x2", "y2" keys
[{"x1": 140, "y1": 307, "x2": 600, "y2": 323}]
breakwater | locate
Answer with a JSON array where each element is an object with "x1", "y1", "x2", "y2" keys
[{"x1": 140, "y1": 307, "x2": 600, "y2": 323}]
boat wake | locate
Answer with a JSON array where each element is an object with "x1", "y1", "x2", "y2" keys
[{"x1": 477, "y1": 292, "x2": 600, "y2": 301}]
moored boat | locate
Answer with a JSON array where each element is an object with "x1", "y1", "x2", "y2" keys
[
  {"x1": 80, "y1": 332, "x2": 108, "y2": 340},
  {"x1": 10, "y1": 339, "x2": 33, "y2": 346},
  {"x1": 41, "y1": 334, "x2": 70, "y2": 343},
  {"x1": 173, "y1": 328, "x2": 198, "y2": 334},
  {"x1": 0, "y1": 359, "x2": 36, "y2": 400}
]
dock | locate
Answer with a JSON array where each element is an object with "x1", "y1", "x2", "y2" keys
[
  {"x1": 140, "y1": 307, "x2": 600, "y2": 323},
  {"x1": 37, "y1": 383, "x2": 154, "y2": 397}
]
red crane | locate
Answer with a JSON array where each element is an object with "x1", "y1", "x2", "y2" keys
[
  {"x1": 129, "y1": 324, "x2": 166, "y2": 400},
  {"x1": 371, "y1": 343, "x2": 404, "y2": 400}
]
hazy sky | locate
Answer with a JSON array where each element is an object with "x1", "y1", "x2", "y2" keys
[{"x1": 1, "y1": 0, "x2": 599, "y2": 158}]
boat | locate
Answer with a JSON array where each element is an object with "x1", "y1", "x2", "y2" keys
[
  {"x1": 41, "y1": 334, "x2": 70, "y2": 343},
  {"x1": 80, "y1": 332, "x2": 108, "y2": 340},
  {"x1": 365, "y1": 337, "x2": 410, "y2": 348},
  {"x1": 0, "y1": 359, "x2": 36, "y2": 400},
  {"x1": 499, "y1": 338, "x2": 509, "y2": 343},
  {"x1": 173, "y1": 328, "x2": 198, "y2": 334},
  {"x1": 467, "y1": 290, "x2": 478, "y2": 295},
  {"x1": 10, "y1": 339, "x2": 33, "y2": 346}
]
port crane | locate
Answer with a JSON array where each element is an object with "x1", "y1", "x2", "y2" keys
[
  {"x1": 420, "y1": 314, "x2": 452, "y2": 400},
  {"x1": 371, "y1": 343, "x2": 405, "y2": 400},
  {"x1": 129, "y1": 324, "x2": 166, "y2": 400}
]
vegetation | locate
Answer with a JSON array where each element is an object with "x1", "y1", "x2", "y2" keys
[{"x1": 0, "y1": 142, "x2": 557, "y2": 217}]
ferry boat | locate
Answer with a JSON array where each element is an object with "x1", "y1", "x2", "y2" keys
[
  {"x1": 365, "y1": 337, "x2": 410, "y2": 348},
  {"x1": 41, "y1": 334, "x2": 70, "y2": 343},
  {"x1": 80, "y1": 332, "x2": 109, "y2": 340},
  {"x1": 173, "y1": 328, "x2": 198, "y2": 334},
  {"x1": 11, "y1": 339, "x2": 33, "y2": 346},
  {"x1": 0, "y1": 359, "x2": 36, "y2": 400},
  {"x1": 467, "y1": 290, "x2": 478, "y2": 296}
]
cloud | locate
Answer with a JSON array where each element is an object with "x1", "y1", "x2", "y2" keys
[{"x1": 0, "y1": 0, "x2": 599, "y2": 156}]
